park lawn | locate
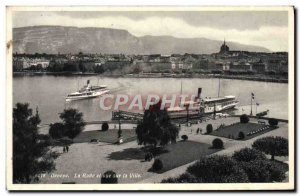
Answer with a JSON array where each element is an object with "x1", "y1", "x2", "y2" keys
[
  {"x1": 210, "y1": 122, "x2": 276, "y2": 140},
  {"x1": 154, "y1": 141, "x2": 220, "y2": 174},
  {"x1": 73, "y1": 129, "x2": 136, "y2": 144}
]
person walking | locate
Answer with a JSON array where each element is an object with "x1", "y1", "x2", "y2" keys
[
  {"x1": 63, "y1": 146, "x2": 66, "y2": 153},
  {"x1": 66, "y1": 145, "x2": 69, "y2": 152}
]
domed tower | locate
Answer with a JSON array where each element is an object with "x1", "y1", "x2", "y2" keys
[{"x1": 219, "y1": 39, "x2": 229, "y2": 54}]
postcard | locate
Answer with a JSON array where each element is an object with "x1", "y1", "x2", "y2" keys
[{"x1": 6, "y1": 6, "x2": 295, "y2": 191}]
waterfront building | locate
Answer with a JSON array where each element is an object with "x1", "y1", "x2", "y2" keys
[
  {"x1": 259, "y1": 52, "x2": 288, "y2": 73},
  {"x1": 13, "y1": 57, "x2": 25, "y2": 71},
  {"x1": 13, "y1": 57, "x2": 28, "y2": 71},
  {"x1": 170, "y1": 59, "x2": 193, "y2": 70},
  {"x1": 193, "y1": 58, "x2": 209, "y2": 70},
  {"x1": 13, "y1": 57, "x2": 50, "y2": 70},
  {"x1": 150, "y1": 62, "x2": 172, "y2": 71},
  {"x1": 229, "y1": 62, "x2": 251, "y2": 71},
  {"x1": 208, "y1": 61, "x2": 229, "y2": 71},
  {"x1": 148, "y1": 54, "x2": 162, "y2": 63},
  {"x1": 252, "y1": 59, "x2": 267, "y2": 73}
]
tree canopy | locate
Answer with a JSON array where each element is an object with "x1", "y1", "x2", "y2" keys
[
  {"x1": 59, "y1": 108, "x2": 86, "y2": 141},
  {"x1": 252, "y1": 136, "x2": 288, "y2": 160},
  {"x1": 136, "y1": 101, "x2": 178, "y2": 147},
  {"x1": 240, "y1": 159, "x2": 286, "y2": 182},
  {"x1": 232, "y1": 147, "x2": 267, "y2": 162},
  {"x1": 13, "y1": 103, "x2": 57, "y2": 183},
  {"x1": 49, "y1": 122, "x2": 65, "y2": 139},
  {"x1": 186, "y1": 156, "x2": 249, "y2": 183}
]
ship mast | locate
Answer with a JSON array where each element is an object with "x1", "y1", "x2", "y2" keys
[
  {"x1": 217, "y1": 77, "x2": 221, "y2": 97},
  {"x1": 77, "y1": 79, "x2": 79, "y2": 91},
  {"x1": 179, "y1": 80, "x2": 183, "y2": 106},
  {"x1": 180, "y1": 80, "x2": 183, "y2": 95}
]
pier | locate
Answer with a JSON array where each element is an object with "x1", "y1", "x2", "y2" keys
[
  {"x1": 111, "y1": 110, "x2": 211, "y2": 124},
  {"x1": 38, "y1": 110, "x2": 212, "y2": 130}
]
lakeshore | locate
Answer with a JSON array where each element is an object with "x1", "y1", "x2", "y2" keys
[{"x1": 13, "y1": 71, "x2": 288, "y2": 83}]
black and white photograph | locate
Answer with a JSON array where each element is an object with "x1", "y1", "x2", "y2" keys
[{"x1": 6, "y1": 6, "x2": 295, "y2": 191}]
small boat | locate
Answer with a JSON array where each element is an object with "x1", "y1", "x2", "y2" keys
[
  {"x1": 66, "y1": 80, "x2": 109, "y2": 101},
  {"x1": 256, "y1": 110, "x2": 269, "y2": 117}
]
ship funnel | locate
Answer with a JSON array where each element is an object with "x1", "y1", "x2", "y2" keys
[{"x1": 197, "y1": 88, "x2": 202, "y2": 98}]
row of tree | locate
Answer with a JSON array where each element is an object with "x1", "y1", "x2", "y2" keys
[
  {"x1": 47, "y1": 60, "x2": 135, "y2": 74},
  {"x1": 47, "y1": 60, "x2": 96, "y2": 73}
]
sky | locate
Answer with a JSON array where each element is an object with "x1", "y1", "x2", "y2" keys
[{"x1": 12, "y1": 11, "x2": 289, "y2": 51}]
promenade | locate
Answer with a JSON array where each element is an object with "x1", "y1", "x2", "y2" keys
[{"x1": 40, "y1": 117, "x2": 289, "y2": 184}]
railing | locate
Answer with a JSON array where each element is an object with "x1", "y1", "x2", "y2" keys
[{"x1": 112, "y1": 111, "x2": 143, "y2": 120}]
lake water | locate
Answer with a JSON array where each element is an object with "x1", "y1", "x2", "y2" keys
[{"x1": 13, "y1": 76, "x2": 288, "y2": 124}]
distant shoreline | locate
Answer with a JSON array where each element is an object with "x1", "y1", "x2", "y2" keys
[{"x1": 12, "y1": 72, "x2": 288, "y2": 84}]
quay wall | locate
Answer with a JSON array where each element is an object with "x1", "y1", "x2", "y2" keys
[{"x1": 230, "y1": 115, "x2": 288, "y2": 123}]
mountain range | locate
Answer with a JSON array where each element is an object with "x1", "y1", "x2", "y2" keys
[{"x1": 13, "y1": 26, "x2": 270, "y2": 54}]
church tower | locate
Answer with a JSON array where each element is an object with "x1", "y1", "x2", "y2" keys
[{"x1": 219, "y1": 39, "x2": 230, "y2": 54}]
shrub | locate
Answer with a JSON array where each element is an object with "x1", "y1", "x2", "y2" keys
[
  {"x1": 101, "y1": 122, "x2": 109, "y2": 131},
  {"x1": 238, "y1": 131, "x2": 245, "y2": 140},
  {"x1": 269, "y1": 118, "x2": 279, "y2": 126},
  {"x1": 181, "y1": 135, "x2": 188, "y2": 141},
  {"x1": 240, "y1": 114, "x2": 249, "y2": 123},
  {"x1": 268, "y1": 161, "x2": 288, "y2": 182},
  {"x1": 212, "y1": 138, "x2": 224, "y2": 149},
  {"x1": 252, "y1": 136, "x2": 288, "y2": 160},
  {"x1": 232, "y1": 148, "x2": 267, "y2": 162},
  {"x1": 206, "y1": 124, "x2": 213, "y2": 134},
  {"x1": 101, "y1": 170, "x2": 118, "y2": 184},
  {"x1": 187, "y1": 156, "x2": 249, "y2": 183},
  {"x1": 152, "y1": 159, "x2": 163, "y2": 171},
  {"x1": 240, "y1": 160, "x2": 270, "y2": 182},
  {"x1": 49, "y1": 122, "x2": 64, "y2": 139},
  {"x1": 240, "y1": 160, "x2": 286, "y2": 182},
  {"x1": 161, "y1": 172, "x2": 200, "y2": 183},
  {"x1": 145, "y1": 152, "x2": 154, "y2": 162}
]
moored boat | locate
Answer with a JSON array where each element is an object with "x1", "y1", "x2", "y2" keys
[
  {"x1": 200, "y1": 95, "x2": 239, "y2": 114},
  {"x1": 167, "y1": 87, "x2": 239, "y2": 114}
]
